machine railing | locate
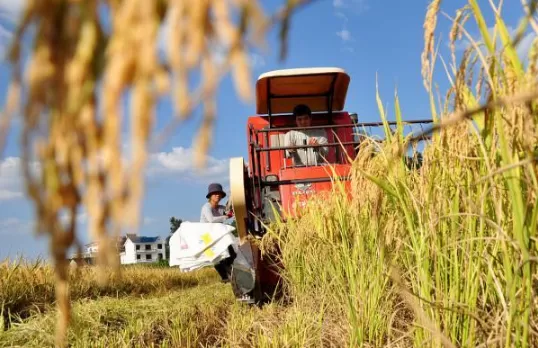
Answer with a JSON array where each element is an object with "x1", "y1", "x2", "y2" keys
[
  {"x1": 261, "y1": 176, "x2": 351, "y2": 187},
  {"x1": 253, "y1": 119, "x2": 434, "y2": 166},
  {"x1": 255, "y1": 141, "x2": 363, "y2": 152},
  {"x1": 256, "y1": 119, "x2": 435, "y2": 133},
  {"x1": 253, "y1": 138, "x2": 431, "y2": 186},
  {"x1": 249, "y1": 119, "x2": 433, "y2": 208}
]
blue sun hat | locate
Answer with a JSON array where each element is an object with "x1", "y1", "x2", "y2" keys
[{"x1": 206, "y1": 183, "x2": 226, "y2": 199}]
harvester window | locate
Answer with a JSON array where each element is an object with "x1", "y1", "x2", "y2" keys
[{"x1": 269, "y1": 131, "x2": 338, "y2": 168}]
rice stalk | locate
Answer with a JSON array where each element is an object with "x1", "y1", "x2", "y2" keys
[{"x1": 0, "y1": 0, "x2": 314, "y2": 345}]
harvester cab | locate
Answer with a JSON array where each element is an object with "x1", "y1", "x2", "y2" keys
[
  {"x1": 228, "y1": 67, "x2": 358, "y2": 303},
  {"x1": 232, "y1": 67, "x2": 356, "y2": 229}
]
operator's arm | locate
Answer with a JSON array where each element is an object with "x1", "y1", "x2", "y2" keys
[
  {"x1": 284, "y1": 131, "x2": 296, "y2": 156},
  {"x1": 316, "y1": 132, "x2": 329, "y2": 157},
  {"x1": 201, "y1": 204, "x2": 228, "y2": 223}
]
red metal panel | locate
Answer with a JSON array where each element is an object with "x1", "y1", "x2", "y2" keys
[{"x1": 278, "y1": 164, "x2": 352, "y2": 217}]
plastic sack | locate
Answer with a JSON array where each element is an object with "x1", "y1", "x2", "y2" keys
[{"x1": 168, "y1": 221, "x2": 238, "y2": 272}]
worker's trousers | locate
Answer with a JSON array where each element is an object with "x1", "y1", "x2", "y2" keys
[{"x1": 214, "y1": 245, "x2": 237, "y2": 281}]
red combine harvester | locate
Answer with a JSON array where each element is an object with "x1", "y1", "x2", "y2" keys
[{"x1": 228, "y1": 67, "x2": 432, "y2": 304}]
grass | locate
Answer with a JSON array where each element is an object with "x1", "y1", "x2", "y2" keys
[{"x1": 1, "y1": 1, "x2": 537, "y2": 347}]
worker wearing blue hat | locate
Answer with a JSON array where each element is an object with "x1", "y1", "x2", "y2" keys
[{"x1": 200, "y1": 182, "x2": 235, "y2": 282}]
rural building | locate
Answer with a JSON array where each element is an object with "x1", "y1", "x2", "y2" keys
[
  {"x1": 119, "y1": 234, "x2": 166, "y2": 264},
  {"x1": 68, "y1": 237, "x2": 125, "y2": 265},
  {"x1": 68, "y1": 234, "x2": 165, "y2": 265}
]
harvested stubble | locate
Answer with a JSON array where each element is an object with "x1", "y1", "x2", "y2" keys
[
  {"x1": 0, "y1": 259, "x2": 217, "y2": 331},
  {"x1": 1, "y1": 278, "x2": 347, "y2": 348}
]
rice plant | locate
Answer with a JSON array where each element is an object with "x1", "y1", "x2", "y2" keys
[
  {"x1": 263, "y1": 1, "x2": 538, "y2": 347},
  {"x1": 0, "y1": 1, "x2": 536, "y2": 347}
]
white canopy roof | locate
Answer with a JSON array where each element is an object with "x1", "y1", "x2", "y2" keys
[{"x1": 255, "y1": 67, "x2": 351, "y2": 115}]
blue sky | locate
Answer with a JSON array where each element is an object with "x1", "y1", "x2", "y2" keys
[{"x1": 0, "y1": 0, "x2": 533, "y2": 260}]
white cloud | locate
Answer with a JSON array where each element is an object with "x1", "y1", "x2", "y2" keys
[
  {"x1": 0, "y1": 157, "x2": 25, "y2": 201},
  {"x1": 335, "y1": 11, "x2": 349, "y2": 23},
  {"x1": 0, "y1": 217, "x2": 21, "y2": 228},
  {"x1": 0, "y1": 0, "x2": 24, "y2": 57},
  {"x1": 0, "y1": 0, "x2": 24, "y2": 23},
  {"x1": 0, "y1": 189, "x2": 22, "y2": 200},
  {"x1": 0, "y1": 217, "x2": 32, "y2": 235},
  {"x1": 0, "y1": 145, "x2": 230, "y2": 201},
  {"x1": 454, "y1": 25, "x2": 537, "y2": 63},
  {"x1": 59, "y1": 210, "x2": 87, "y2": 225},
  {"x1": 332, "y1": 1, "x2": 366, "y2": 50},
  {"x1": 0, "y1": 156, "x2": 41, "y2": 202},
  {"x1": 147, "y1": 146, "x2": 229, "y2": 183},
  {"x1": 210, "y1": 45, "x2": 266, "y2": 68},
  {"x1": 143, "y1": 217, "x2": 155, "y2": 225},
  {"x1": 333, "y1": 0, "x2": 345, "y2": 8},
  {"x1": 332, "y1": 0, "x2": 369, "y2": 14},
  {"x1": 157, "y1": 9, "x2": 265, "y2": 70},
  {"x1": 58, "y1": 207, "x2": 156, "y2": 230},
  {"x1": 249, "y1": 53, "x2": 266, "y2": 68},
  {"x1": 336, "y1": 29, "x2": 352, "y2": 42}
]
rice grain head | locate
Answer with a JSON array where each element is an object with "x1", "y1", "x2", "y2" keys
[
  {"x1": 2, "y1": 1, "x2": 304, "y2": 346},
  {"x1": 422, "y1": 0, "x2": 442, "y2": 91}
]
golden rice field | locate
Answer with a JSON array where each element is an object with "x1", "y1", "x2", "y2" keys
[
  {"x1": 0, "y1": 261, "x2": 349, "y2": 347},
  {"x1": 1, "y1": 0, "x2": 537, "y2": 347}
]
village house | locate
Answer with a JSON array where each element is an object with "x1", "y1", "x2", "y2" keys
[
  {"x1": 69, "y1": 234, "x2": 165, "y2": 266},
  {"x1": 68, "y1": 236, "x2": 125, "y2": 266},
  {"x1": 119, "y1": 234, "x2": 166, "y2": 264}
]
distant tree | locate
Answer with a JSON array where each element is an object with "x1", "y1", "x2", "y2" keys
[
  {"x1": 165, "y1": 235, "x2": 172, "y2": 260},
  {"x1": 169, "y1": 217, "x2": 183, "y2": 233},
  {"x1": 166, "y1": 217, "x2": 183, "y2": 260}
]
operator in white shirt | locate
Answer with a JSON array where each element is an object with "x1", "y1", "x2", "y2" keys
[{"x1": 284, "y1": 104, "x2": 329, "y2": 166}]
